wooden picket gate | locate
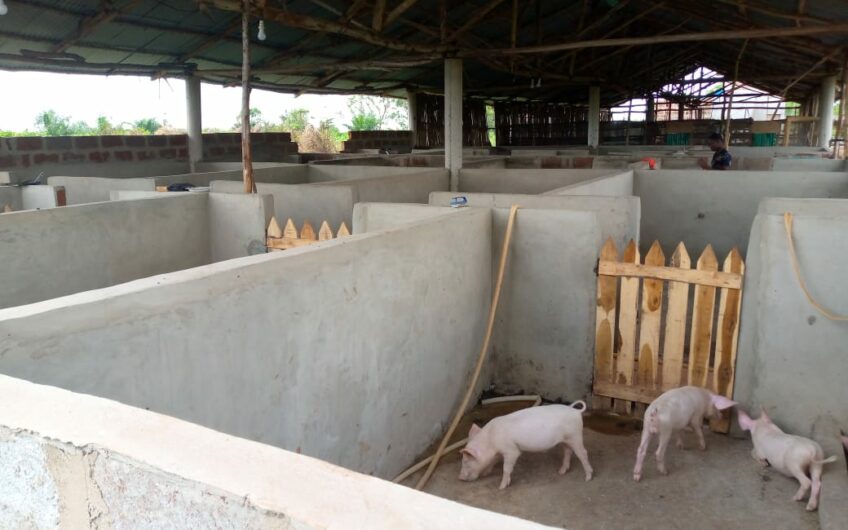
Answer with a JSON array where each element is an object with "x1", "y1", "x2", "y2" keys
[
  {"x1": 266, "y1": 216, "x2": 350, "y2": 251},
  {"x1": 592, "y1": 238, "x2": 744, "y2": 432}
]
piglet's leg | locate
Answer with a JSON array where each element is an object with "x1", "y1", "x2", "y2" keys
[
  {"x1": 655, "y1": 427, "x2": 673, "y2": 476},
  {"x1": 499, "y1": 450, "x2": 520, "y2": 490},
  {"x1": 633, "y1": 428, "x2": 652, "y2": 481},
  {"x1": 566, "y1": 434, "x2": 593, "y2": 482},
  {"x1": 751, "y1": 448, "x2": 769, "y2": 466},
  {"x1": 691, "y1": 417, "x2": 706, "y2": 451},
  {"x1": 788, "y1": 464, "x2": 812, "y2": 504},
  {"x1": 807, "y1": 464, "x2": 823, "y2": 511},
  {"x1": 559, "y1": 444, "x2": 573, "y2": 475},
  {"x1": 676, "y1": 433, "x2": 684, "y2": 449}
]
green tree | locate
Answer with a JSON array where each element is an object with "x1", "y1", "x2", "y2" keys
[
  {"x1": 133, "y1": 118, "x2": 161, "y2": 135},
  {"x1": 34, "y1": 110, "x2": 91, "y2": 136},
  {"x1": 346, "y1": 96, "x2": 408, "y2": 130},
  {"x1": 234, "y1": 108, "x2": 266, "y2": 131},
  {"x1": 279, "y1": 109, "x2": 310, "y2": 135}
]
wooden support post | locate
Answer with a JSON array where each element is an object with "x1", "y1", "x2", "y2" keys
[
  {"x1": 241, "y1": 0, "x2": 255, "y2": 194},
  {"x1": 725, "y1": 39, "x2": 748, "y2": 146}
]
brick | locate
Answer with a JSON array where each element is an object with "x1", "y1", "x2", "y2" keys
[
  {"x1": 169, "y1": 135, "x2": 187, "y2": 146},
  {"x1": 125, "y1": 136, "x2": 147, "y2": 147},
  {"x1": 115, "y1": 150, "x2": 134, "y2": 161},
  {"x1": 46, "y1": 137, "x2": 73, "y2": 150},
  {"x1": 573, "y1": 156, "x2": 593, "y2": 169},
  {"x1": 208, "y1": 146, "x2": 225, "y2": 157},
  {"x1": 159, "y1": 148, "x2": 177, "y2": 158},
  {"x1": 148, "y1": 136, "x2": 167, "y2": 146},
  {"x1": 16, "y1": 137, "x2": 43, "y2": 151},
  {"x1": 89, "y1": 151, "x2": 110, "y2": 163},
  {"x1": 20, "y1": 154, "x2": 31, "y2": 167},
  {"x1": 137, "y1": 151, "x2": 155, "y2": 161},
  {"x1": 226, "y1": 146, "x2": 241, "y2": 155},
  {"x1": 101, "y1": 135, "x2": 124, "y2": 148},
  {"x1": 75, "y1": 136, "x2": 99, "y2": 149},
  {"x1": 33, "y1": 153, "x2": 60, "y2": 165},
  {"x1": 62, "y1": 152, "x2": 86, "y2": 162},
  {"x1": 0, "y1": 155, "x2": 15, "y2": 168},
  {"x1": 202, "y1": 134, "x2": 218, "y2": 144},
  {"x1": 177, "y1": 148, "x2": 188, "y2": 158}
]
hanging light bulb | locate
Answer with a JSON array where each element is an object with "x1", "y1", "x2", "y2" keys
[
  {"x1": 0, "y1": 0, "x2": 9, "y2": 16},
  {"x1": 257, "y1": 20, "x2": 266, "y2": 41}
]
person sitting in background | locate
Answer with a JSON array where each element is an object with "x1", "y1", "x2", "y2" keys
[{"x1": 699, "y1": 132, "x2": 732, "y2": 170}]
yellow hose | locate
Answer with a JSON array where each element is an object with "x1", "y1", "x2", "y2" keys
[{"x1": 414, "y1": 205, "x2": 521, "y2": 490}]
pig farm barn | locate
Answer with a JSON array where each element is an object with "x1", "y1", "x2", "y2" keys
[{"x1": 2, "y1": 1, "x2": 848, "y2": 529}]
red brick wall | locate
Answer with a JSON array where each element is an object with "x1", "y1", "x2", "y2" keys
[
  {"x1": 342, "y1": 131, "x2": 413, "y2": 153},
  {"x1": 0, "y1": 133, "x2": 298, "y2": 170}
]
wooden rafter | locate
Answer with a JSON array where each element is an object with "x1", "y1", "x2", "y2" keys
[
  {"x1": 445, "y1": 0, "x2": 507, "y2": 43},
  {"x1": 51, "y1": 0, "x2": 143, "y2": 53},
  {"x1": 385, "y1": 0, "x2": 420, "y2": 28},
  {"x1": 372, "y1": 0, "x2": 387, "y2": 31}
]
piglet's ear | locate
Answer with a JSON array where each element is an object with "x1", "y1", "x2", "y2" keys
[
  {"x1": 469, "y1": 423, "x2": 482, "y2": 438},
  {"x1": 760, "y1": 407, "x2": 771, "y2": 422},
  {"x1": 737, "y1": 410, "x2": 754, "y2": 432},
  {"x1": 461, "y1": 447, "x2": 479, "y2": 460},
  {"x1": 841, "y1": 435, "x2": 848, "y2": 451},
  {"x1": 710, "y1": 393, "x2": 737, "y2": 411}
]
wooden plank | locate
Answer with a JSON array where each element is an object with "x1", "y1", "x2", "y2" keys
[
  {"x1": 593, "y1": 238, "x2": 618, "y2": 411},
  {"x1": 637, "y1": 241, "x2": 665, "y2": 387},
  {"x1": 55, "y1": 186, "x2": 66, "y2": 207},
  {"x1": 661, "y1": 243, "x2": 691, "y2": 391},
  {"x1": 2, "y1": 204, "x2": 12, "y2": 213},
  {"x1": 283, "y1": 218, "x2": 298, "y2": 239},
  {"x1": 300, "y1": 220, "x2": 316, "y2": 240},
  {"x1": 597, "y1": 261, "x2": 742, "y2": 289},
  {"x1": 266, "y1": 238, "x2": 316, "y2": 250},
  {"x1": 711, "y1": 247, "x2": 745, "y2": 433},
  {"x1": 614, "y1": 240, "x2": 640, "y2": 415},
  {"x1": 688, "y1": 245, "x2": 719, "y2": 389},
  {"x1": 318, "y1": 221, "x2": 333, "y2": 241},
  {"x1": 594, "y1": 379, "x2": 663, "y2": 404},
  {"x1": 337, "y1": 222, "x2": 351, "y2": 237},
  {"x1": 156, "y1": 186, "x2": 168, "y2": 192},
  {"x1": 267, "y1": 216, "x2": 283, "y2": 238}
]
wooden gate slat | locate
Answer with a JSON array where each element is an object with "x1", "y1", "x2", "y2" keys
[
  {"x1": 593, "y1": 238, "x2": 619, "y2": 411},
  {"x1": 688, "y1": 245, "x2": 719, "y2": 389},
  {"x1": 661, "y1": 243, "x2": 691, "y2": 391},
  {"x1": 614, "y1": 240, "x2": 641, "y2": 415},
  {"x1": 710, "y1": 247, "x2": 745, "y2": 432},
  {"x1": 638, "y1": 241, "x2": 665, "y2": 388}
]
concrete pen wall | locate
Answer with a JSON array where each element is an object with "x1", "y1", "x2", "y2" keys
[
  {"x1": 734, "y1": 199, "x2": 848, "y2": 438},
  {"x1": 543, "y1": 171, "x2": 634, "y2": 197},
  {"x1": 634, "y1": 170, "x2": 848, "y2": 258},
  {"x1": 458, "y1": 168, "x2": 617, "y2": 194},
  {"x1": 0, "y1": 208, "x2": 492, "y2": 478},
  {"x1": 48, "y1": 176, "x2": 156, "y2": 205}
]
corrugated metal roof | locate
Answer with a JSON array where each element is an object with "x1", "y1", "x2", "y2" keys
[{"x1": 1, "y1": 0, "x2": 846, "y2": 104}]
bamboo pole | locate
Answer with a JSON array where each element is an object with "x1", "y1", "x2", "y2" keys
[
  {"x1": 725, "y1": 39, "x2": 748, "y2": 146},
  {"x1": 241, "y1": 0, "x2": 255, "y2": 194},
  {"x1": 841, "y1": 56, "x2": 848, "y2": 159}
]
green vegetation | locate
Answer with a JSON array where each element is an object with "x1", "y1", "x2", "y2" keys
[
  {"x1": 485, "y1": 104, "x2": 496, "y2": 146},
  {"x1": 346, "y1": 95, "x2": 408, "y2": 130},
  {"x1": 1, "y1": 109, "x2": 163, "y2": 137}
]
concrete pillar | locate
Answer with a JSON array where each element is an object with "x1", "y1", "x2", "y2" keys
[
  {"x1": 406, "y1": 89, "x2": 417, "y2": 149},
  {"x1": 588, "y1": 86, "x2": 600, "y2": 149},
  {"x1": 646, "y1": 95, "x2": 655, "y2": 122},
  {"x1": 444, "y1": 59, "x2": 463, "y2": 191},
  {"x1": 818, "y1": 75, "x2": 837, "y2": 149},
  {"x1": 185, "y1": 76, "x2": 203, "y2": 172}
]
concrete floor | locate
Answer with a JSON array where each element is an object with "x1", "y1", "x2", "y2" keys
[{"x1": 408, "y1": 409, "x2": 820, "y2": 530}]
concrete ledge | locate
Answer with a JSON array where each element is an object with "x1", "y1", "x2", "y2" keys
[{"x1": 0, "y1": 375, "x2": 554, "y2": 529}]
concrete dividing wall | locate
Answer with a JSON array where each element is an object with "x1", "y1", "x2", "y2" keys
[
  {"x1": 307, "y1": 164, "x2": 445, "y2": 182},
  {"x1": 317, "y1": 169, "x2": 449, "y2": 203},
  {"x1": 0, "y1": 209, "x2": 492, "y2": 479},
  {"x1": 458, "y1": 168, "x2": 616, "y2": 194},
  {"x1": 634, "y1": 170, "x2": 848, "y2": 257},
  {"x1": 211, "y1": 180, "x2": 355, "y2": 229},
  {"x1": 490, "y1": 208, "x2": 602, "y2": 401},
  {"x1": 353, "y1": 203, "x2": 457, "y2": 233},
  {"x1": 735, "y1": 201, "x2": 848, "y2": 438},
  {"x1": 773, "y1": 158, "x2": 847, "y2": 172},
  {"x1": 429, "y1": 191, "x2": 640, "y2": 249},
  {"x1": 153, "y1": 164, "x2": 308, "y2": 188},
  {"x1": 544, "y1": 171, "x2": 634, "y2": 196},
  {"x1": 0, "y1": 194, "x2": 210, "y2": 309},
  {"x1": 48, "y1": 176, "x2": 155, "y2": 205},
  {"x1": 208, "y1": 193, "x2": 273, "y2": 261},
  {"x1": 1, "y1": 185, "x2": 60, "y2": 211},
  {"x1": 0, "y1": 375, "x2": 551, "y2": 530}
]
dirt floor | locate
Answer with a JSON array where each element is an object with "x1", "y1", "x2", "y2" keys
[{"x1": 402, "y1": 404, "x2": 820, "y2": 530}]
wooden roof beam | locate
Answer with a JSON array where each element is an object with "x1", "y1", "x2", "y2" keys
[
  {"x1": 445, "y1": 0, "x2": 507, "y2": 44},
  {"x1": 176, "y1": 16, "x2": 241, "y2": 63},
  {"x1": 372, "y1": 0, "x2": 387, "y2": 31},
  {"x1": 481, "y1": 23, "x2": 848, "y2": 55},
  {"x1": 714, "y1": 0, "x2": 831, "y2": 26},
  {"x1": 385, "y1": 0, "x2": 420, "y2": 29}
]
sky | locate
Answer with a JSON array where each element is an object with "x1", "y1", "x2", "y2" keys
[{"x1": 0, "y1": 71, "x2": 365, "y2": 132}]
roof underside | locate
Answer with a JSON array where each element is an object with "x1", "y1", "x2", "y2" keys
[{"x1": 1, "y1": 0, "x2": 846, "y2": 105}]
